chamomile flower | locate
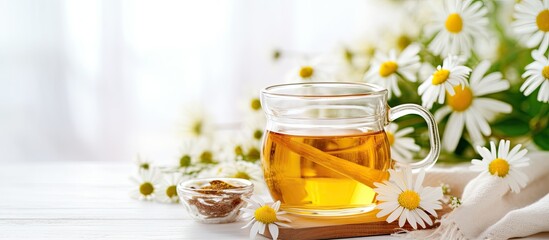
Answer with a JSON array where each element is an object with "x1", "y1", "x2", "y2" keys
[
  {"x1": 418, "y1": 55, "x2": 471, "y2": 109},
  {"x1": 156, "y1": 173, "x2": 185, "y2": 203},
  {"x1": 238, "y1": 140, "x2": 262, "y2": 163},
  {"x1": 364, "y1": 44, "x2": 421, "y2": 99},
  {"x1": 471, "y1": 140, "x2": 530, "y2": 193},
  {"x1": 248, "y1": 96, "x2": 262, "y2": 113},
  {"x1": 244, "y1": 113, "x2": 267, "y2": 143},
  {"x1": 520, "y1": 50, "x2": 549, "y2": 103},
  {"x1": 512, "y1": 0, "x2": 549, "y2": 54},
  {"x1": 378, "y1": 12, "x2": 422, "y2": 52},
  {"x1": 218, "y1": 130, "x2": 261, "y2": 164},
  {"x1": 177, "y1": 139, "x2": 197, "y2": 169},
  {"x1": 241, "y1": 197, "x2": 291, "y2": 240},
  {"x1": 385, "y1": 123, "x2": 420, "y2": 162},
  {"x1": 427, "y1": 0, "x2": 489, "y2": 56},
  {"x1": 135, "y1": 155, "x2": 151, "y2": 172},
  {"x1": 195, "y1": 144, "x2": 219, "y2": 165},
  {"x1": 238, "y1": 128, "x2": 262, "y2": 162},
  {"x1": 130, "y1": 169, "x2": 162, "y2": 201},
  {"x1": 239, "y1": 91, "x2": 266, "y2": 123},
  {"x1": 374, "y1": 168, "x2": 443, "y2": 229},
  {"x1": 435, "y1": 60, "x2": 512, "y2": 151},
  {"x1": 179, "y1": 105, "x2": 214, "y2": 139},
  {"x1": 286, "y1": 57, "x2": 333, "y2": 82},
  {"x1": 336, "y1": 42, "x2": 375, "y2": 82}
]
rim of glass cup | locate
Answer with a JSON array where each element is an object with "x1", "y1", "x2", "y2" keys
[
  {"x1": 261, "y1": 82, "x2": 388, "y2": 98},
  {"x1": 177, "y1": 178, "x2": 254, "y2": 194}
]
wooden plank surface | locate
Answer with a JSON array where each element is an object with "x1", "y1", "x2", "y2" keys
[
  {"x1": 264, "y1": 208, "x2": 448, "y2": 240},
  {"x1": 1, "y1": 162, "x2": 547, "y2": 240},
  {"x1": 0, "y1": 162, "x2": 397, "y2": 240}
]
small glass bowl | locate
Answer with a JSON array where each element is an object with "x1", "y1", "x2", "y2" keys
[{"x1": 177, "y1": 178, "x2": 254, "y2": 224}]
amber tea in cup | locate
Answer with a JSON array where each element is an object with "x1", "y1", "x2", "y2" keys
[{"x1": 260, "y1": 82, "x2": 440, "y2": 216}]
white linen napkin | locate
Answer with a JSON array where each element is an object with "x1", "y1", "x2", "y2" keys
[{"x1": 407, "y1": 151, "x2": 549, "y2": 240}]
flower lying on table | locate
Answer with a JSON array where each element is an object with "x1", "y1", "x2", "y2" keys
[
  {"x1": 240, "y1": 197, "x2": 291, "y2": 240},
  {"x1": 470, "y1": 139, "x2": 530, "y2": 193},
  {"x1": 373, "y1": 168, "x2": 444, "y2": 229}
]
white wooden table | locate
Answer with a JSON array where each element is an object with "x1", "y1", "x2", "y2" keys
[
  {"x1": 1, "y1": 162, "x2": 547, "y2": 239},
  {"x1": 0, "y1": 162, "x2": 397, "y2": 240}
]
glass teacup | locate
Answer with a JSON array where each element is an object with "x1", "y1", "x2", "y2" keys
[{"x1": 260, "y1": 82, "x2": 440, "y2": 216}]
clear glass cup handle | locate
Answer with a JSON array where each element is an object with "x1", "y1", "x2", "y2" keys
[{"x1": 388, "y1": 104, "x2": 440, "y2": 170}]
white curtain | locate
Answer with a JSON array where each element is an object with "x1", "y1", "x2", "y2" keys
[{"x1": 0, "y1": 0, "x2": 392, "y2": 163}]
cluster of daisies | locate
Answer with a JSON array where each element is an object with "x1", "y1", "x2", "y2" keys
[
  {"x1": 239, "y1": 139, "x2": 530, "y2": 238},
  {"x1": 130, "y1": 97, "x2": 267, "y2": 203},
  {"x1": 277, "y1": 0, "x2": 549, "y2": 159}
]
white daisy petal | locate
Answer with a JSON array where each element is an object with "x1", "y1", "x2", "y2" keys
[
  {"x1": 269, "y1": 224, "x2": 279, "y2": 240},
  {"x1": 250, "y1": 222, "x2": 261, "y2": 239},
  {"x1": 241, "y1": 219, "x2": 256, "y2": 229},
  {"x1": 398, "y1": 210, "x2": 408, "y2": 227},
  {"x1": 416, "y1": 209, "x2": 434, "y2": 226},
  {"x1": 271, "y1": 201, "x2": 281, "y2": 212},
  {"x1": 376, "y1": 201, "x2": 401, "y2": 217},
  {"x1": 443, "y1": 112, "x2": 464, "y2": 152},
  {"x1": 275, "y1": 222, "x2": 291, "y2": 228},
  {"x1": 412, "y1": 210, "x2": 426, "y2": 229},
  {"x1": 435, "y1": 106, "x2": 452, "y2": 122},
  {"x1": 276, "y1": 216, "x2": 291, "y2": 223},
  {"x1": 406, "y1": 210, "x2": 418, "y2": 229},
  {"x1": 414, "y1": 170, "x2": 426, "y2": 191},
  {"x1": 387, "y1": 206, "x2": 404, "y2": 223},
  {"x1": 258, "y1": 222, "x2": 266, "y2": 234}
]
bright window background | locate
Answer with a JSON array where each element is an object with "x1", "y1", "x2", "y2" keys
[{"x1": 0, "y1": 0, "x2": 397, "y2": 163}]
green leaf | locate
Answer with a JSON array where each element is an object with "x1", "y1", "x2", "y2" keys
[
  {"x1": 533, "y1": 129, "x2": 549, "y2": 150},
  {"x1": 525, "y1": 93, "x2": 543, "y2": 117},
  {"x1": 492, "y1": 118, "x2": 530, "y2": 137}
]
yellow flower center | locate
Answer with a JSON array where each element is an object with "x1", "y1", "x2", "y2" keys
[
  {"x1": 166, "y1": 185, "x2": 177, "y2": 198},
  {"x1": 192, "y1": 121, "x2": 202, "y2": 135},
  {"x1": 139, "y1": 182, "x2": 154, "y2": 196},
  {"x1": 253, "y1": 130, "x2": 263, "y2": 140},
  {"x1": 542, "y1": 66, "x2": 549, "y2": 79},
  {"x1": 250, "y1": 98, "x2": 261, "y2": 111},
  {"x1": 386, "y1": 131, "x2": 395, "y2": 146},
  {"x1": 379, "y1": 61, "x2": 398, "y2": 77},
  {"x1": 431, "y1": 69, "x2": 450, "y2": 85},
  {"x1": 246, "y1": 147, "x2": 261, "y2": 162},
  {"x1": 447, "y1": 85, "x2": 473, "y2": 112},
  {"x1": 398, "y1": 190, "x2": 421, "y2": 210},
  {"x1": 397, "y1": 35, "x2": 411, "y2": 51},
  {"x1": 344, "y1": 49, "x2": 354, "y2": 63},
  {"x1": 234, "y1": 145, "x2": 243, "y2": 156},
  {"x1": 489, "y1": 158, "x2": 510, "y2": 177},
  {"x1": 537, "y1": 9, "x2": 549, "y2": 32},
  {"x1": 180, "y1": 155, "x2": 191, "y2": 167},
  {"x1": 299, "y1": 66, "x2": 314, "y2": 78},
  {"x1": 200, "y1": 151, "x2": 214, "y2": 164},
  {"x1": 445, "y1": 13, "x2": 463, "y2": 33},
  {"x1": 254, "y1": 205, "x2": 278, "y2": 224},
  {"x1": 139, "y1": 163, "x2": 149, "y2": 170},
  {"x1": 232, "y1": 171, "x2": 252, "y2": 180},
  {"x1": 272, "y1": 50, "x2": 281, "y2": 60}
]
